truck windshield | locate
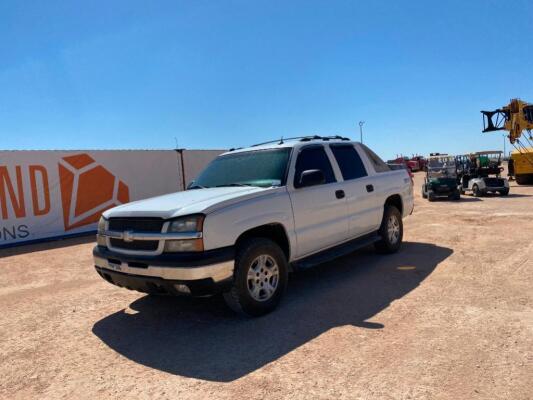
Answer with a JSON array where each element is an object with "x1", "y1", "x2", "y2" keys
[{"x1": 191, "y1": 148, "x2": 291, "y2": 188}]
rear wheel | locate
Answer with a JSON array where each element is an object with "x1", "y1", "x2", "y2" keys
[
  {"x1": 375, "y1": 205, "x2": 403, "y2": 254},
  {"x1": 500, "y1": 188, "x2": 509, "y2": 196},
  {"x1": 515, "y1": 174, "x2": 533, "y2": 185},
  {"x1": 223, "y1": 238, "x2": 288, "y2": 317},
  {"x1": 472, "y1": 184, "x2": 482, "y2": 197},
  {"x1": 428, "y1": 190, "x2": 436, "y2": 202}
]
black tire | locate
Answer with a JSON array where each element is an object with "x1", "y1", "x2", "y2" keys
[
  {"x1": 500, "y1": 188, "x2": 509, "y2": 196},
  {"x1": 472, "y1": 184, "x2": 481, "y2": 197},
  {"x1": 515, "y1": 174, "x2": 532, "y2": 185},
  {"x1": 427, "y1": 190, "x2": 436, "y2": 202},
  {"x1": 421, "y1": 184, "x2": 427, "y2": 198},
  {"x1": 453, "y1": 189, "x2": 461, "y2": 200},
  {"x1": 375, "y1": 205, "x2": 403, "y2": 254},
  {"x1": 223, "y1": 238, "x2": 288, "y2": 317}
]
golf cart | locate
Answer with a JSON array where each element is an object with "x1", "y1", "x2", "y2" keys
[
  {"x1": 422, "y1": 153, "x2": 460, "y2": 201},
  {"x1": 456, "y1": 151, "x2": 509, "y2": 196}
]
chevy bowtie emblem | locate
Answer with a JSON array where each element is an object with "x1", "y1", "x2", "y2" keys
[{"x1": 123, "y1": 231, "x2": 134, "y2": 242}]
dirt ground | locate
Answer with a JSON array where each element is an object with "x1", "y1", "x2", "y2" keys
[{"x1": 1, "y1": 171, "x2": 532, "y2": 400}]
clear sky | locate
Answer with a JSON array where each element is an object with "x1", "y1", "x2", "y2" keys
[{"x1": 1, "y1": 0, "x2": 531, "y2": 159}]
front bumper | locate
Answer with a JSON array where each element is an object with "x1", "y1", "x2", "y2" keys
[
  {"x1": 93, "y1": 245, "x2": 234, "y2": 296},
  {"x1": 431, "y1": 186, "x2": 455, "y2": 195}
]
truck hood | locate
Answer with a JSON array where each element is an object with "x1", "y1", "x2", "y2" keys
[{"x1": 103, "y1": 186, "x2": 267, "y2": 219}]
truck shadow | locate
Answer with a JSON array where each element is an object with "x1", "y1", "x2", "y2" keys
[{"x1": 92, "y1": 241, "x2": 452, "y2": 382}]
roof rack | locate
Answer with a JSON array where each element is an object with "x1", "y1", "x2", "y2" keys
[{"x1": 250, "y1": 135, "x2": 351, "y2": 148}]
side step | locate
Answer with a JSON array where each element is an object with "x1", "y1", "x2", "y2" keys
[{"x1": 291, "y1": 232, "x2": 381, "y2": 270}]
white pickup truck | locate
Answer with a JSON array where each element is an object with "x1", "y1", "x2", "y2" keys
[{"x1": 94, "y1": 136, "x2": 414, "y2": 316}]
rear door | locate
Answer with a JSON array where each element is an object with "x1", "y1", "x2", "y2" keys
[
  {"x1": 330, "y1": 143, "x2": 381, "y2": 237},
  {"x1": 288, "y1": 145, "x2": 349, "y2": 258}
]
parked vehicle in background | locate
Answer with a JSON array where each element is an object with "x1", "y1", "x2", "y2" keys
[
  {"x1": 422, "y1": 153, "x2": 460, "y2": 201},
  {"x1": 93, "y1": 136, "x2": 414, "y2": 316},
  {"x1": 390, "y1": 155, "x2": 425, "y2": 172},
  {"x1": 406, "y1": 157, "x2": 420, "y2": 172},
  {"x1": 389, "y1": 156, "x2": 415, "y2": 172},
  {"x1": 410, "y1": 155, "x2": 427, "y2": 171},
  {"x1": 387, "y1": 161, "x2": 414, "y2": 181},
  {"x1": 508, "y1": 148, "x2": 533, "y2": 185},
  {"x1": 457, "y1": 151, "x2": 509, "y2": 196}
]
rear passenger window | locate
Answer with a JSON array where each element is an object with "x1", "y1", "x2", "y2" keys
[
  {"x1": 294, "y1": 146, "x2": 336, "y2": 187},
  {"x1": 360, "y1": 144, "x2": 391, "y2": 173},
  {"x1": 331, "y1": 145, "x2": 367, "y2": 180}
]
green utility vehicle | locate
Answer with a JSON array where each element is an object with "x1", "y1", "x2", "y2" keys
[{"x1": 421, "y1": 153, "x2": 460, "y2": 201}]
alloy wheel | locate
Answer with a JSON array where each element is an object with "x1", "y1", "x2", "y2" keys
[
  {"x1": 246, "y1": 254, "x2": 279, "y2": 301},
  {"x1": 387, "y1": 215, "x2": 400, "y2": 244}
]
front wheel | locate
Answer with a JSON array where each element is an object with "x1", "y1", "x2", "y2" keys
[
  {"x1": 375, "y1": 205, "x2": 403, "y2": 254},
  {"x1": 500, "y1": 188, "x2": 509, "y2": 196},
  {"x1": 452, "y1": 189, "x2": 461, "y2": 200},
  {"x1": 472, "y1": 184, "x2": 482, "y2": 197},
  {"x1": 223, "y1": 238, "x2": 288, "y2": 317}
]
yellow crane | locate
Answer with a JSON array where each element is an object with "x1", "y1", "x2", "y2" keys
[{"x1": 482, "y1": 99, "x2": 533, "y2": 184}]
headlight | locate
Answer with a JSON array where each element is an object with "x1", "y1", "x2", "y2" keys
[
  {"x1": 167, "y1": 215, "x2": 204, "y2": 233},
  {"x1": 97, "y1": 216, "x2": 107, "y2": 233},
  {"x1": 164, "y1": 239, "x2": 204, "y2": 252},
  {"x1": 165, "y1": 215, "x2": 205, "y2": 252},
  {"x1": 96, "y1": 216, "x2": 107, "y2": 246}
]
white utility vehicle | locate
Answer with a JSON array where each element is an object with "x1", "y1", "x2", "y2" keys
[
  {"x1": 94, "y1": 136, "x2": 414, "y2": 316},
  {"x1": 457, "y1": 151, "x2": 510, "y2": 196}
]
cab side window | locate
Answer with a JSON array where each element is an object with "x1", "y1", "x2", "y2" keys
[
  {"x1": 330, "y1": 145, "x2": 368, "y2": 180},
  {"x1": 294, "y1": 146, "x2": 336, "y2": 187}
]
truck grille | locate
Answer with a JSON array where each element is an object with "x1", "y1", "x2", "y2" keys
[
  {"x1": 107, "y1": 218, "x2": 164, "y2": 252},
  {"x1": 109, "y1": 238, "x2": 159, "y2": 251}
]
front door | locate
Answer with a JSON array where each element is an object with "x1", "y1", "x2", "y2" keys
[{"x1": 288, "y1": 145, "x2": 349, "y2": 258}]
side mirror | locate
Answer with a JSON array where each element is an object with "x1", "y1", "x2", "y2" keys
[{"x1": 298, "y1": 169, "x2": 325, "y2": 188}]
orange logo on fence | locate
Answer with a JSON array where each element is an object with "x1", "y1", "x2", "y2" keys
[{"x1": 58, "y1": 154, "x2": 129, "y2": 231}]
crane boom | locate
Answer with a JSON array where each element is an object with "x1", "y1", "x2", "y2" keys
[
  {"x1": 482, "y1": 99, "x2": 533, "y2": 184},
  {"x1": 481, "y1": 98, "x2": 533, "y2": 144}
]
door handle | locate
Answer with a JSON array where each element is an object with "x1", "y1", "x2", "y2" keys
[
  {"x1": 366, "y1": 184, "x2": 374, "y2": 193},
  {"x1": 335, "y1": 190, "x2": 345, "y2": 199}
]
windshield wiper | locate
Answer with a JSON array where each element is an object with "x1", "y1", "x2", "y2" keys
[{"x1": 188, "y1": 184, "x2": 209, "y2": 190}]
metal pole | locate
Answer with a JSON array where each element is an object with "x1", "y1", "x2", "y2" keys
[
  {"x1": 359, "y1": 121, "x2": 365, "y2": 143},
  {"x1": 503, "y1": 134, "x2": 506, "y2": 158}
]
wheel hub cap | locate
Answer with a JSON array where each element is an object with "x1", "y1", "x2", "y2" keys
[
  {"x1": 387, "y1": 216, "x2": 400, "y2": 244},
  {"x1": 247, "y1": 255, "x2": 279, "y2": 301}
]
